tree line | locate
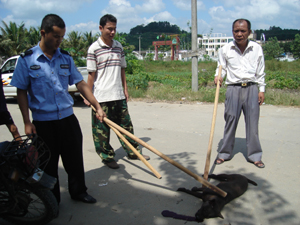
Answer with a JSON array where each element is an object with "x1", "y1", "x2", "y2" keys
[
  {"x1": 1, "y1": 20, "x2": 299, "y2": 66},
  {"x1": 254, "y1": 26, "x2": 300, "y2": 59},
  {"x1": 0, "y1": 20, "x2": 192, "y2": 62},
  {"x1": 262, "y1": 34, "x2": 300, "y2": 60},
  {"x1": 124, "y1": 21, "x2": 193, "y2": 51},
  {"x1": 0, "y1": 21, "x2": 101, "y2": 66},
  {"x1": 255, "y1": 26, "x2": 300, "y2": 41}
]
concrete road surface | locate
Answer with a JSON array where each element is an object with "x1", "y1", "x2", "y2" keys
[{"x1": 1, "y1": 98, "x2": 299, "y2": 225}]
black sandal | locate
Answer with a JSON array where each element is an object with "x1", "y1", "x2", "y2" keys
[{"x1": 254, "y1": 161, "x2": 265, "y2": 168}]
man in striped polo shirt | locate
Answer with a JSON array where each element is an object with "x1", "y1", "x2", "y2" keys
[{"x1": 85, "y1": 14, "x2": 149, "y2": 169}]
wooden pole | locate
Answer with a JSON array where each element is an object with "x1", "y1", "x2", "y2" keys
[
  {"x1": 81, "y1": 94, "x2": 227, "y2": 197},
  {"x1": 103, "y1": 116, "x2": 227, "y2": 197},
  {"x1": 107, "y1": 123, "x2": 162, "y2": 179},
  {"x1": 80, "y1": 94, "x2": 161, "y2": 179},
  {"x1": 203, "y1": 65, "x2": 222, "y2": 181}
]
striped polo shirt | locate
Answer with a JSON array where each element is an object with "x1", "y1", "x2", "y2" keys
[{"x1": 87, "y1": 37, "x2": 126, "y2": 103}]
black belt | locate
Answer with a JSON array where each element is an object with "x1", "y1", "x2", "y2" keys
[{"x1": 228, "y1": 82, "x2": 256, "y2": 87}]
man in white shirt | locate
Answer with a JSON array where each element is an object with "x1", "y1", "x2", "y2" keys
[
  {"x1": 85, "y1": 14, "x2": 149, "y2": 169},
  {"x1": 214, "y1": 18, "x2": 265, "y2": 168}
]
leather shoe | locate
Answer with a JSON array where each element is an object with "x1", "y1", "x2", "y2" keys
[
  {"x1": 103, "y1": 159, "x2": 120, "y2": 169},
  {"x1": 71, "y1": 193, "x2": 97, "y2": 204},
  {"x1": 128, "y1": 154, "x2": 150, "y2": 160}
]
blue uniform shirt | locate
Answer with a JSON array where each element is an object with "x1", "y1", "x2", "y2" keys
[{"x1": 11, "y1": 44, "x2": 83, "y2": 121}]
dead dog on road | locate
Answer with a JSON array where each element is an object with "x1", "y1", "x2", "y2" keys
[{"x1": 177, "y1": 174, "x2": 257, "y2": 222}]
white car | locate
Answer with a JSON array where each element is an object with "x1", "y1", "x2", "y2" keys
[{"x1": 1, "y1": 56, "x2": 88, "y2": 97}]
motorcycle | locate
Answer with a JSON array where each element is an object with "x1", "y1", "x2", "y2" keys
[{"x1": 0, "y1": 134, "x2": 58, "y2": 225}]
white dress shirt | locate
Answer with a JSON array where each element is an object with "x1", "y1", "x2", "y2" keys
[{"x1": 215, "y1": 40, "x2": 266, "y2": 92}]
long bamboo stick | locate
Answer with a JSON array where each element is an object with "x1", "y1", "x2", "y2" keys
[
  {"x1": 107, "y1": 123, "x2": 162, "y2": 179},
  {"x1": 81, "y1": 94, "x2": 227, "y2": 197},
  {"x1": 203, "y1": 65, "x2": 222, "y2": 181},
  {"x1": 80, "y1": 94, "x2": 161, "y2": 179},
  {"x1": 103, "y1": 117, "x2": 227, "y2": 197}
]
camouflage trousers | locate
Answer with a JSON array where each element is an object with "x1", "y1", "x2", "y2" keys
[{"x1": 92, "y1": 99, "x2": 141, "y2": 162}]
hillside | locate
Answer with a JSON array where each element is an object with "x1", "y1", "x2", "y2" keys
[{"x1": 124, "y1": 21, "x2": 191, "y2": 51}]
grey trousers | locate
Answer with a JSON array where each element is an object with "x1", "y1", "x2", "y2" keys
[{"x1": 218, "y1": 85, "x2": 263, "y2": 162}]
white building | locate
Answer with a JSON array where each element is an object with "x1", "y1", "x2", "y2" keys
[
  {"x1": 198, "y1": 33, "x2": 234, "y2": 57},
  {"x1": 198, "y1": 33, "x2": 257, "y2": 57}
]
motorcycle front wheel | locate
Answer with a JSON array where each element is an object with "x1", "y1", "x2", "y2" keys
[{"x1": 0, "y1": 182, "x2": 58, "y2": 225}]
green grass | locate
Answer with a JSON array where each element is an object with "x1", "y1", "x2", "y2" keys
[
  {"x1": 265, "y1": 59, "x2": 300, "y2": 71},
  {"x1": 127, "y1": 59, "x2": 300, "y2": 106},
  {"x1": 265, "y1": 89, "x2": 300, "y2": 106}
]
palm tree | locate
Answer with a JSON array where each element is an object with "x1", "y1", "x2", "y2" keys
[
  {"x1": 82, "y1": 31, "x2": 99, "y2": 56},
  {"x1": 64, "y1": 31, "x2": 85, "y2": 57},
  {"x1": 25, "y1": 26, "x2": 41, "y2": 48},
  {"x1": 83, "y1": 31, "x2": 99, "y2": 46},
  {"x1": 60, "y1": 31, "x2": 87, "y2": 66},
  {"x1": 0, "y1": 21, "x2": 27, "y2": 57},
  {"x1": 114, "y1": 32, "x2": 134, "y2": 55}
]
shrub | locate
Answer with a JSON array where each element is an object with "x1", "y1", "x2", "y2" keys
[
  {"x1": 126, "y1": 71, "x2": 150, "y2": 90},
  {"x1": 125, "y1": 53, "x2": 143, "y2": 74},
  {"x1": 145, "y1": 53, "x2": 154, "y2": 61},
  {"x1": 266, "y1": 71, "x2": 300, "y2": 89}
]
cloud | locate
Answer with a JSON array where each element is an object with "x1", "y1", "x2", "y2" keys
[
  {"x1": 68, "y1": 21, "x2": 99, "y2": 35},
  {"x1": 101, "y1": 0, "x2": 141, "y2": 33},
  {"x1": 0, "y1": 0, "x2": 94, "y2": 30},
  {"x1": 145, "y1": 11, "x2": 176, "y2": 23},
  {"x1": 108, "y1": 0, "x2": 131, "y2": 7},
  {"x1": 207, "y1": 0, "x2": 300, "y2": 35},
  {"x1": 1, "y1": 0, "x2": 299, "y2": 37},
  {"x1": 0, "y1": 0, "x2": 93, "y2": 19},
  {"x1": 101, "y1": 0, "x2": 136, "y2": 21},
  {"x1": 212, "y1": 0, "x2": 249, "y2": 8},
  {"x1": 140, "y1": 11, "x2": 177, "y2": 32},
  {"x1": 197, "y1": 19, "x2": 211, "y2": 35},
  {"x1": 209, "y1": 6, "x2": 235, "y2": 24},
  {"x1": 101, "y1": 0, "x2": 177, "y2": 33},
  {"x1": 172, "y1": 0, "x2": 205, "y2": 11},
  {"x1": 235, "y1": 0, "x2": 281, "y2": 20},
  {"x1": 135, "y1": 0, "x2": 165, "y2": 13},
  {"x1": 1, "y1": 15, "x2": 40, "y2": 28}
]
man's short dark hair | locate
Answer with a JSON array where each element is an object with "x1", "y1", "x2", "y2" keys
[
  {"x1": 41, "y1": 14, "x2": 65, "y2": 33},
  {"x1": 232, "y1": 19, "x2": 251, "y2": 31},
  {"x1": 99, "y1": 14, "x2": 117, "y2": 27}
]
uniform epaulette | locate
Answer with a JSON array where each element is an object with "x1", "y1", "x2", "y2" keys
[
  {"x1": 60, "y1": 49, "x2": 71, "y2": 56},
  {"x1": 20, "y1": 49, "x2": 33, "y2": 58}
]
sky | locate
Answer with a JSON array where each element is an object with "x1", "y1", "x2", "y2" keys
[{"x1": 0, "y1": 0, "x2": 299, "y2": 38}]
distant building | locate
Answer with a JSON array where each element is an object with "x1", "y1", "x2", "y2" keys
[
  {"x1": 198, "y1": 33, "x2": 257, "y2": 57},
  {"x1": 198, "y1": 33, "x2": 234, "y2": 57}
]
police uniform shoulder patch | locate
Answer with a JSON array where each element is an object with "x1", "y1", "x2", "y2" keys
[
  {"x1": 20, "y1": 49, "x2": 33, "y2": 58},
  {"x1": 60, "y1": 49, "x2": 71, "y2": 56}
]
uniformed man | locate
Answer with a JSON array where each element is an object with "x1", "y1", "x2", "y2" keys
[{"x1": 11, "y1": 14, "x2": 105, "y2": 204}]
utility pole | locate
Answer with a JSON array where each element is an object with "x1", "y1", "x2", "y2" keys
[
  {"x1": 138, "y1": 35, "x2": 141, "y2": 59},
  {"x1": 191, "y1": 0, "x2": 198, "y2": 91}
]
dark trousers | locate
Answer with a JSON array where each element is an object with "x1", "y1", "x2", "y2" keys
[
  {"x1": 0, "y1": 81, "x2": 14, "y2": 125},
  {"x1": 33, "y1": 114, "x2": 87, "y2": 203}
]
